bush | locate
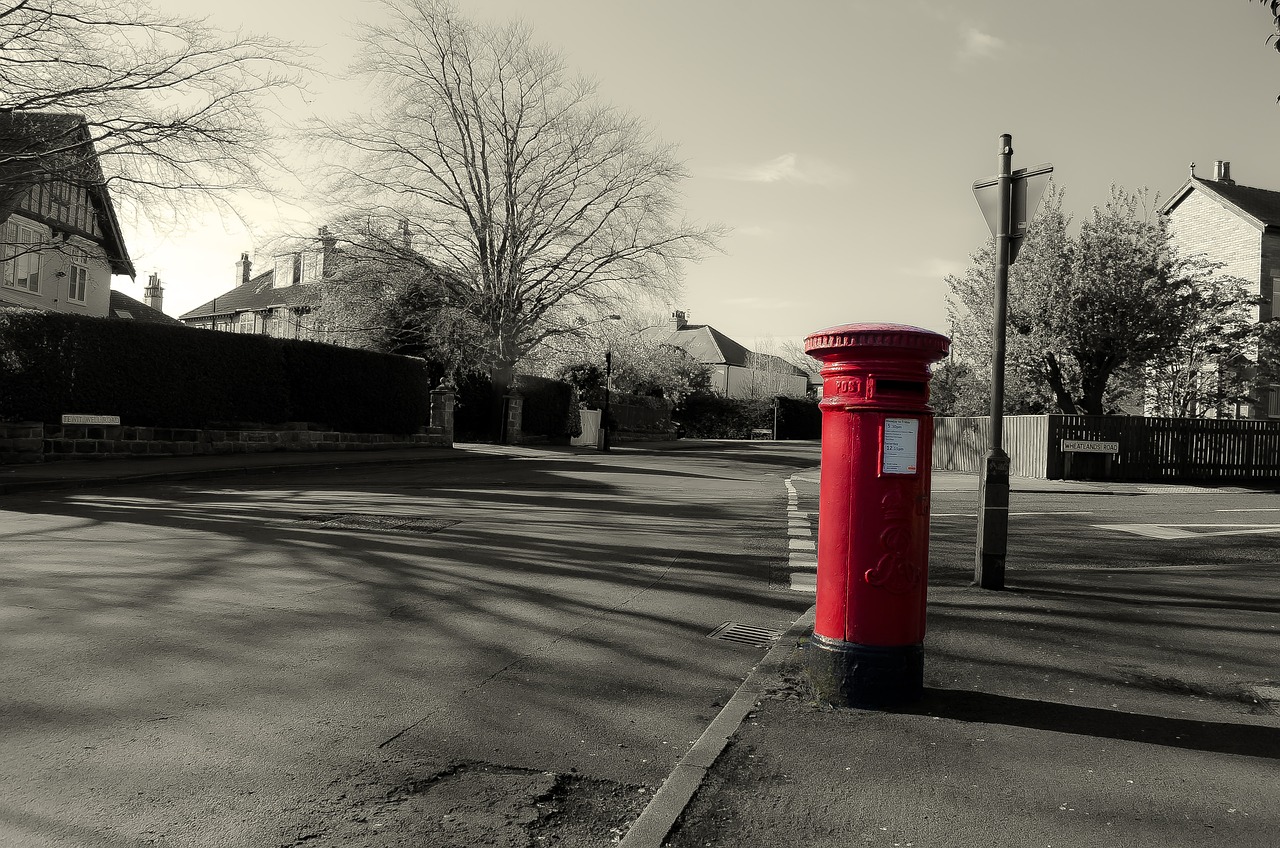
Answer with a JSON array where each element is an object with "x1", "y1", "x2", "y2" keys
[
  {"x1": 673, "y1": 393, "x2": 820, "y2": 439},
  {"x1": 0, "y1": 308, "x2": 430, "y2": 433},
  {"x1": 516, "y1": 374, "x2": 576, "y2": 440},
  {"x1": 774, "y1": 396, "x2": 821, "y2": 439}
]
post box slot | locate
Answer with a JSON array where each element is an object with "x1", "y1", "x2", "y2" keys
[{"x1": 874, "y1": 379, "x2": 926, "y2": 396}]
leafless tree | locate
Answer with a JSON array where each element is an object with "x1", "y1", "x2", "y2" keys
[
  {"x1": 313, "y1": 0, "x2": 720, "y2": 384},
  {"x1": 0, "y1": 0, "x2": 303, "y2": 222}
]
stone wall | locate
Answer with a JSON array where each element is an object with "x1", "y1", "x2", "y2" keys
[
  {"x1": 0, "y1": 390, "x2": 455, "y2": 465},
  {"x1": 0, "y1": 421, "x2": 450, "y2": 465}
]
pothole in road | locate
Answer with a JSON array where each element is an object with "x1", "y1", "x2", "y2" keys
[
  {"x1": 294, "y1": 513, "x2": 460, "y2": 533},
  {"x1": 282, "y1": 758, "x2": 650, "y2": 848}
]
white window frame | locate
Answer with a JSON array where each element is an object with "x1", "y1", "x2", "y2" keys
[
  {"x1": 67, "y1": 251, "x2": 89, "y2": 303},
  {"x1": 1270, "y1": 387, "x2": 1280, "y2": 418},
  {"x1": 4, "y1": 223, "x2": 42, "y2": 293}
]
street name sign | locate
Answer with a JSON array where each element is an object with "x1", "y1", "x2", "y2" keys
[
  {"x1": 62, "y1": 414, "x2": 120, "y2": 425},
  {"x1": 1062, "y1": 439, "x2": 1119, "y2": 453}
]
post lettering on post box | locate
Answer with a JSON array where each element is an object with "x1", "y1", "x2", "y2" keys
[{"x1": 882, "y1": 418, "x2": 919, "y2": 474}]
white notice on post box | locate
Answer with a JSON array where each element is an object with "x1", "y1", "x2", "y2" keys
[{"x1": 882, "y1": 418, "x2": 919, "y2": 474}]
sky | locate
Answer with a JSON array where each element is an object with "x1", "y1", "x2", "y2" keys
[{"x1": 120, "y1": 0, "x2": 1280, "y2": 353}]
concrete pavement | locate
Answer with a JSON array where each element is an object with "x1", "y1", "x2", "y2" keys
[{"x1": 659, "y1": 473, "x2": 1280, "y2": 848}]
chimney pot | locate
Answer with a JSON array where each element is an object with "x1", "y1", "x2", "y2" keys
[
  {"x1": 671, "y1": 310, "x2": 687, "y2": 331},
  {"x1": 1214, "y1": 161, "x2": 1234, "y2": 184},
  {"x1": 235, "y1": 252, "x2": 252, "y2": 285},
  {"x1": 143, "y1": 272, "x2": 164, "y2": 313}
]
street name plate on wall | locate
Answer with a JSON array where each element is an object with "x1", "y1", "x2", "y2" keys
[
  {"x1": 62, "y1": 414, "x2": 120, "y2": 426},
  {"x1": 1061, "y1": 439, "x2": 1118, "y2": 454},
  {"x1": 882, "y1": 418, "x2": 919, "y2": 474}
]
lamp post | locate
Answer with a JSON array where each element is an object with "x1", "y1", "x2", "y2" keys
[{"x1": 600, "y1": 314, "x2": 621, "y2": 452}]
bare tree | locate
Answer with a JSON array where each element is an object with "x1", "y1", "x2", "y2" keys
[
  {"x1": 1, "y1": 0, "x2": 302, "y2": 220},
  {"x1": 314, "y1": 0, "x2": 719, "y2": 384},
  {"x1": 305, "y1": 222, "x2": 490, "y2": 376}
]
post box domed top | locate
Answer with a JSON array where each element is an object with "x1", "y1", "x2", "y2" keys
[{"x1": 804, "y1": 323, "x2": 950, "y2": 363}]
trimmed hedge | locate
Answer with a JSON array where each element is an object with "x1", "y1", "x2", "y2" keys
[
  {"x1": 0, "y1": 308, "x2": 431, "y2": 433},
  {"x1": 674, "y1": 393, "x2": 820, "y2": 439}
]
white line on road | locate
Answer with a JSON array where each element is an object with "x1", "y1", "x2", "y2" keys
[{"x1": 1095, "y1": 523, "x2": 1280, "y2": 539}]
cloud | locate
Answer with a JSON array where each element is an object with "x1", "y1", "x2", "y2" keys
[
  {"x1": 959, "y1": 26, "x2": 1005, "y2": 61},
  {"x1": 710, "y1": 153, "x2": 852, "y2": 187}
]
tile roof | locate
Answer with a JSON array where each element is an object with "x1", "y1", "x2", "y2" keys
[
  {"x1": 666, "y1": 324, "x2": 752, "y2": 367},
  {"x1": 1162, "y1": 177, "x2": 1280, "y2": 229},
  {"x1": 178, "y1": 270, "x2": 318, "y2": 320},
  {"x1": 0, "y1": 110, "x2": 134, "y2": 277},
  {"x1": 109, "y1": 290, "x2": 183, "y2": 324},
  {"x1": 665, "y1": 324, "x2": 806, "y2": 376}
]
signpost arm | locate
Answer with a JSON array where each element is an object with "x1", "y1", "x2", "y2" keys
[{"x1": 975, "y1": 133, "x2": 1013, "y2": 590}]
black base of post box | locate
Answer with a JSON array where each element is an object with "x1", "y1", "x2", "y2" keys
[{"x1": 806, "y1": 633, "x2": 923, "y2": 709}]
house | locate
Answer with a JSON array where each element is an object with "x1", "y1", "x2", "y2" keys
[
  {"x1": 1160, "y1": 160, "x2": 1280, "y2": 418},
  {"x1": 664, "y1": 310, "x2": 809, "y2": 399},
  {"x1": 178, "y1": 231, "x2": 336, "y2": 339},
  {"x1": 109, "y1": 274, "x2": 182, "y2": 325},
  {"x1": 0, "y1": 111, "x2": 135, "y2": 317}
]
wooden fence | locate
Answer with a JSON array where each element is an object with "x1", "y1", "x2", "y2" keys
[
  {"x1": 934, "y1": 414, "x2": 1280, "y2": 483},
  {"x1": 933, "y1": 416, "x2": 1051, "y2": 478}
]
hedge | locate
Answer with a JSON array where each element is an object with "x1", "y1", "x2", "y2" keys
[
  {"x1": 516, "y1": 374, "x2": 577, "y2": 440},
  {"x1": 0, "y1": 308, "x2": 431, "y2": 433},
  {"x1": 674, "y1": 393, "x2": 820, "y2": 439}
]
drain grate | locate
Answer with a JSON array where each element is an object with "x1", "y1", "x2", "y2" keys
[
  {"x1": 707, "y1": 621, "x2": 785, "y2": 649},
  {"x1": 296, "y1": 513, "x2": 459, "y2": 533}
]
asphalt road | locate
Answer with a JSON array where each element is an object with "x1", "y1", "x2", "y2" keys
[{"x1": 0, "y1": 442, "x2": 818, "y2": 848}]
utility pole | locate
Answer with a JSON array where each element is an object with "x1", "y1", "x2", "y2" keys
[{"x1": 971, "y1": 134, "x2": 1052, "y2": 590}]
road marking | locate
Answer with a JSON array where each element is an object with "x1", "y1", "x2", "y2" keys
[
  {"x1": 784, "y1": 472, "x2": 817, "y2": 595},
  {"x1": 789, "y1": 571, "x2": 816, "y2": 592},
  {"x1": 788, "y1": 553, "x2": 817, "y2": 570},
  {"x1": 1096, "y1": 523, "x2": 1280, "y2": 539},
  {"x1": 1216, "y1": 507, "x2": 1280, "y2": 513}
]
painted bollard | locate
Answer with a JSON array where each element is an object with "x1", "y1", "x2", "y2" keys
[{"x1": 803, "y1": 323, "x2": 950, "y2": 709}]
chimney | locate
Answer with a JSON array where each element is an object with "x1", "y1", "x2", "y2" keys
[
  {"x1": 234, "y1": 252, "x2": 252, "y2": 285},
  {"x1": 319, "y1": 226, "x2": 337, "y2": 278},
  {"x1": 671, "y1": 309, "x2": 688, "y2": 331},
  {"x1": 1214, "y1": 161, "x2": 1234, "y2": 185},
  {"x1": 144, "y1": 272, "x2": 164, "y2": 314}
]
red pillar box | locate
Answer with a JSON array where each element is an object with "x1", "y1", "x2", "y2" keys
[{"x1": 803, "y1": 323, "x2": 950, "y2": 709}]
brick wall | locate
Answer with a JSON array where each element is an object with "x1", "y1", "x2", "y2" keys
[{"x1": 1166, "y1": 190, "x2": 1263, "y2": 318}]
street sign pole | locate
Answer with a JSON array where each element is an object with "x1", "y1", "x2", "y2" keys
[
  {"x1": 974, "y1": 133, "x2": 1014, "y2": 590},
  {"x1": 969, "y1": 137, "x2": 1053, "y2": 589}
]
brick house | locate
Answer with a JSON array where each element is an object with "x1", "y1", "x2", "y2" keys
[
  {"x1": 664, "y1": 310, "x2": 809, "y2": 399},
  {"x1": 0, "y1": 111, "x2": 135, "y2": 316},
  {"x1": 1160, "y1": 161, "x2": 1280, "y2": 418},
  {"x1": 178, "y1": 231, "x2": 336, "y2": 339}
]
